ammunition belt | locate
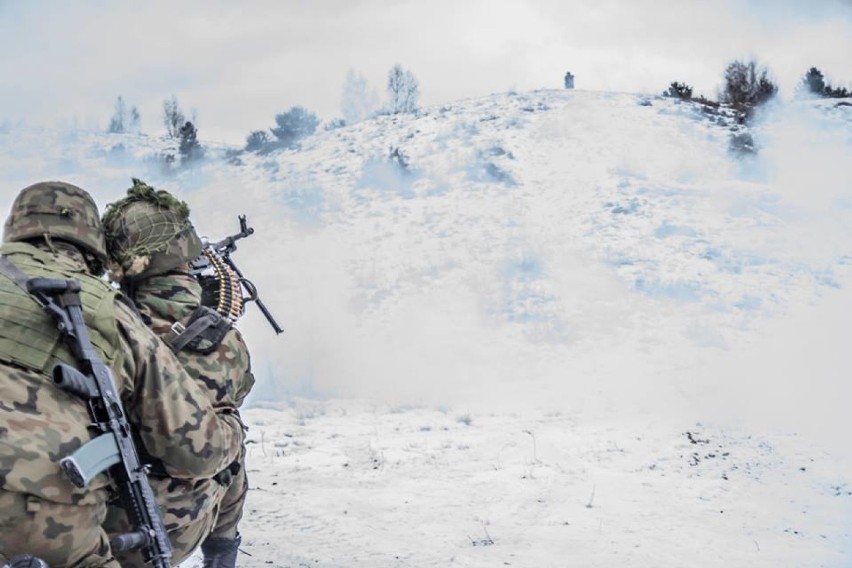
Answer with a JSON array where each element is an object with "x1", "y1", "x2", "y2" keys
[{"x1": 201, "y1": 249, "x2": 243, "y2": 323}]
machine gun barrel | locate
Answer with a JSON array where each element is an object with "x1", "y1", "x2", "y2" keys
[
  {"x1": 221, "y1": 255, "x2": 283, "y2": 335},
  {"x1": 200, "y1": 215, "x2": 283, "y2": 335}
]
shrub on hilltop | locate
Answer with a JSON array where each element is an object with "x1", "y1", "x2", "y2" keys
[
  {"x1": 244, "y1": 106, "x2": 320, "y2": 154},
  {"x1": 664, "y1": 81, "x2": 693, "y2": 100},
  {"x1": 178, "y1": 121, "x2": 204, "y2": 163},
  {"x1": 800, "y1": 67, "x2": 850, "y2": 99},
  {"x1": 245, "y1": 130, "x2": 272, "y2": 153},
  {"x1": 801, "y1": 67, "x2": 827, "y2": 97},
  {"x1": 722, "y1": 59, "x2": 778, "y2": 110},
  {"x1": 270, "y1": 106, "x2": 319, "y2": 148}
]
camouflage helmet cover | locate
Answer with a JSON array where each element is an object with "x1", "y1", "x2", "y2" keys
[
  {"x1": 102, "y1": 178, "x2": 202, "y2": 281},
  {"x1": 3, "y1": 181, "x2": 108, "y2": 274}
]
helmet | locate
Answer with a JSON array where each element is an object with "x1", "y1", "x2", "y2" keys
[
  {"x1": 3, "y1": 181, "x2": 108, "y2": 274},
  {"x1": 102, "y1": 178, "x2": 202, "y2": 281}
]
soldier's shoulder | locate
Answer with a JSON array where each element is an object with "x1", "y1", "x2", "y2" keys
[
  {"x1": 224, "y1": 325, "x2": 250, "y2": 351},
  {"x1": 113, "y1": 294, "x2": 159, "y2": 348}
]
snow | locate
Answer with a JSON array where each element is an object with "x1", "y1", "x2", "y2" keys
[
  {"x1": 221, "y1": 400, "x2": 851, "y2": 567},
  {"x1": 1, "y1": 89, "x2": 851, "y2": 567}
]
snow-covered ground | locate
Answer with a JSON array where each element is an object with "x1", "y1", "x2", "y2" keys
[{"x1": 1, "y1": 89, "x2": 851, "y2": 567}]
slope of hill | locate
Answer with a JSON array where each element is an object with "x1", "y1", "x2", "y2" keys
[{"x1": 1, "y1": 89, "x2": 851, "y2": 567}]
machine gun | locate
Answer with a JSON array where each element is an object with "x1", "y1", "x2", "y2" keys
[
  {"x1": 26, "y1": 277, "x2": 172, "y2": 568},
  {"x1": 189, "y1": 215, "x2": 283, "y2": 335}
]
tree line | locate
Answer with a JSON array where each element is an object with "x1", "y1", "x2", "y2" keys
[
  {"x1": 105, "y1": 63, "x2": 421, "y2": 162},
  {"x1": 660, "y1": 60, "x2": 850, "y2": 158},
  {"x1": 104, "y1": 59, "x2": 848, "y2": 167},
  {"x1": 663, "y1": 61, "x2": 849, "y2": 112}
]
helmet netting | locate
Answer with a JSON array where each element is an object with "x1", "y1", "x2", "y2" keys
[{"x1": 103, "y1": 179, "x2": 195, "y2": 280}]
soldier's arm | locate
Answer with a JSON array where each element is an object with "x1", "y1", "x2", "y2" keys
[
  {"x1": 230, "y1": 328, "x2": 256, "y2": 408},
  {"x1": 115, "y1": 301, "x2": 244, "y2": 479},
  {"x1": 186, "y1": 327, "x2": 255, "y2": 410}
]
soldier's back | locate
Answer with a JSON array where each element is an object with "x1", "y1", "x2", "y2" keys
[{"x1": 0, "y1": 241, "x2": 123, "y2": 568}]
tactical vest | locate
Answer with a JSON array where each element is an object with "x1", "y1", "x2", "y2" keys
[{"x1": 0, "y1": 242, "x2": 121, "y2": 374}]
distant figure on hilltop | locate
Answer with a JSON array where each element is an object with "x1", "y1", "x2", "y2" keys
[{"x1": 564, "y1": 71, "x2": 575, "y2": 89}]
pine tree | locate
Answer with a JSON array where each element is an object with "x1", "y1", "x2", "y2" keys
[
  {"x1": 802, "y1": 67, "x2": 826, "y2": 96},
  {"x1": 178, "y1": 121, "x2": 203, "y2": 162}
]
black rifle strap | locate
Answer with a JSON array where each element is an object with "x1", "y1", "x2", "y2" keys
[
  {"x1": 0, "y1": 256, "x2": 52, "y2": 311},
  {"x1": 165, "y1": 307, "x2": 223, "y2": 353},
  {"x1": 0, "y1": 255, "x2": 33, "y2": 291},
  {"x1": 1, "y1": 256, "x2": 80, "y2": 307}
]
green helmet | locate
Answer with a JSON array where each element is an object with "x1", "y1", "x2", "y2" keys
[
  {"x1": 102, "y1": 178, "x2": 202, "y2": 282},
  {"x1": 3, "y1": 181, "x2": 108, "y2": 274}
]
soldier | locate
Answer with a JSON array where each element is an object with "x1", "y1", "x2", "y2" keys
[
  {"x1": 101, "y1": 180, "x2": 255, "y2": 568},
  {"x1": 0, "y1": 181, "x2": 245, "y2": 567}
]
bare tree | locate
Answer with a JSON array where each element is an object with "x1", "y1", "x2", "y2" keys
[
  {"x1": 128, "y1": 106, "x2": 141, "y2": 133},
  {"x1": 341, "y1": 69, "x2": 380, "y2": 124},
  {"x1": 108, "y1": 96, "x2": 127, "y2": 133},
  {"x1": 108, "y1": 96, "x2": 143, "y2": 134},
  {"x1": 162, "y1": 95, "x2": 186, "y2": 138},
  {"x1": 387, "y1": 64, "x2": 420, "y2": 114}
]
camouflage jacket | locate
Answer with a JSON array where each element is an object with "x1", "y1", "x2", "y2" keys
[
  {"x1": 132, "y1": 271, "x2": 255, "y2": 409},
  {"x1": 120, "y1": 270, "x2": 254, "y2": 531},
  {"x1": 0, "y1": 242, "x2": 245, "y2": 507}
]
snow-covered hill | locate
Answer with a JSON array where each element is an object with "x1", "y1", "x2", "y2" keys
[{"x1": 1, "y1": 89, "x2": 851, "y2": 567}]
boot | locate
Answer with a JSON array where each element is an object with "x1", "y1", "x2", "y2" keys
[{"x1": 201, "y1": 534, "x2": 241, "y2": 568}]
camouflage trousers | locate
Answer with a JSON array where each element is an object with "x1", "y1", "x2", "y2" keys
[
  {"x1": 104, "y1": 477, "x2": 227, "y2": 568},
  {"x1": 0, "y1": 491, "x2": 119, "y2": 568},
  {"x1": 207, "y1": 448, "x2": 248, "y2": 541}
]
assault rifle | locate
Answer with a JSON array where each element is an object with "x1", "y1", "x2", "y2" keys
[
  {"x1": 26, "y1": 278, "x2": 172, "y2": 568},
  {"x1": 191, "y1": 215, "x2": 283, "y2": 335}
]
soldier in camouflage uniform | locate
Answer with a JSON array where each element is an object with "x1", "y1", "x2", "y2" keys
[
  {"x1": 101, "y1": 180, "x2": 255, "y2": 568},
  {"x1": 0, "y1": 181, "x2": 245, "y2": 568}
]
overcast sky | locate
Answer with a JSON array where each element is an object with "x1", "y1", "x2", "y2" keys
[{"x1": 1, "y1": 0, "x2": 851, "y2": 144}]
